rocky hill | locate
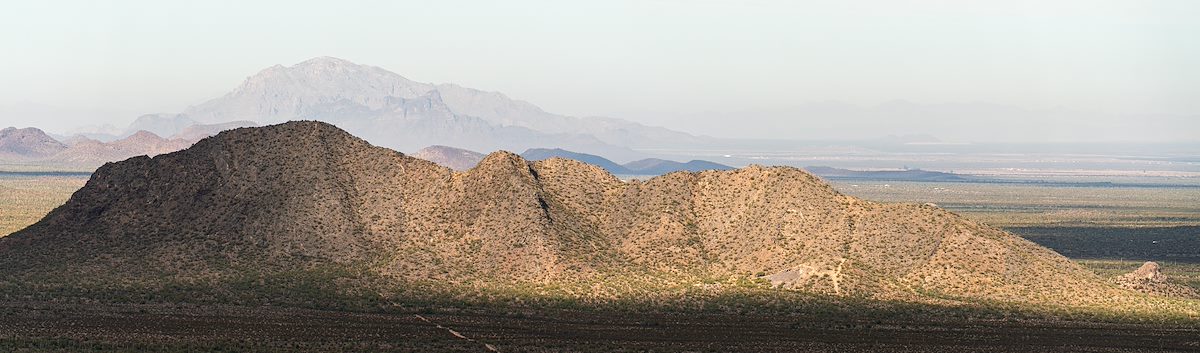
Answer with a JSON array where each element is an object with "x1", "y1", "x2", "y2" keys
[
  {"x1": 0, "y1": 121, "x2": 1164, "y2": 311},
  {"x1": 1115, "y1": 262, "x2": 1199, "y2": 299}
]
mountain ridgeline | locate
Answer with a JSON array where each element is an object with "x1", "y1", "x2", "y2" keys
[{"x1": 0, "y1": 122, "x2": 1151, "y2": 310}]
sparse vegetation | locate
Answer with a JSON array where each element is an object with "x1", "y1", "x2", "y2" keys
[{"x1": 0, "y1": 173, "x2": 87, "y2": 236}]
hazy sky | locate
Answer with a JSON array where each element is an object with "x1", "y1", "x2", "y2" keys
[{"x1": 1, "y1": 0, "x2": 1197, "y2": 141}]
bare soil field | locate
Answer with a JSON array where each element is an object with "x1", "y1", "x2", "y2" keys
[{"x1": 0, "y1": 302, "x2": 1197, "y2": 352}]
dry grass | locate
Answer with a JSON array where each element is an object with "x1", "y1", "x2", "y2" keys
[{"x1": 0, "y1": 174, "x2": 86, "y2": 236}]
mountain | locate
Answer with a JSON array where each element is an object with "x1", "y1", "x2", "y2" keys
[
  {"x1": 0, "y1": 121, "x2": 1144, "y2": 310},
  {"x1": 0, "y1": 127, "x2": 67, "y2": 160},
  {"x1": 521, "y1": 148, "x2": 631, "y2": 174},
  {"x1": 412, "y1": 145, "x2": 486, "y2": 171},
  {"x1": 624, "y1": 158, "x2": 733, "y2": 175},
  {"x1": 168, "y1": 56, "x2": 697, "y2": 159},
  {"x1": 804, "y1": 166, "x2": 971, "y2": 182}
]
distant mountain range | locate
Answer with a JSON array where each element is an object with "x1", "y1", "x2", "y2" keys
[
  {"x1": 412, "y1": 145, "x2": 733, "y2": 175},
  {"x1": 0, "y1": 122, "x2": 255, "y2": 170},
  {"x1": 105, "y1": 57, "x2": 706, "y2": 161}
]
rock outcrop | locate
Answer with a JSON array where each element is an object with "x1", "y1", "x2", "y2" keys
[{"x1": 1116, "y1": 262, "x2": 1199, "y2": 298}]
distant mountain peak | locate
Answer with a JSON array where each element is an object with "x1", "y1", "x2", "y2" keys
[{"x1": 295, "y1": 56, "x2": 357, "y2": 67}]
